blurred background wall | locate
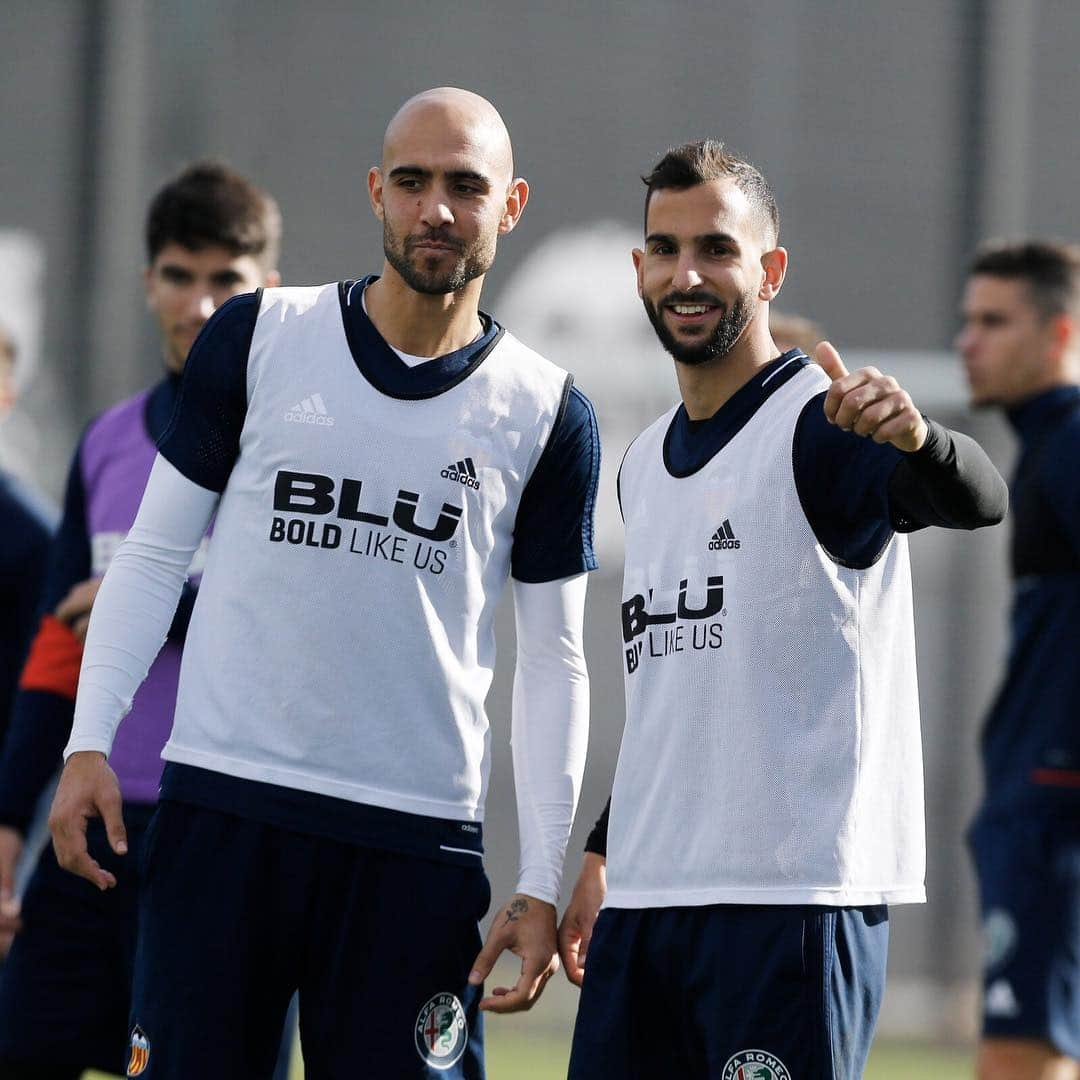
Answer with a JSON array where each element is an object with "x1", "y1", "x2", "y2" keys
[{"x1": 1, "y1": 0, "x2": 1075, "y2": 1042}]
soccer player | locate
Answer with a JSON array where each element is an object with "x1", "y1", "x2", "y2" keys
[
  {"x1": 0, "y1": 322, "x2": 57, "y2": 961},
  {"x1": 957, "y1": 240, "x2": 1080, "y2": 1080},
  {"x1": 0, "y1": 163, "x2": 282, "y2": 1077},
  {"x1": 49, "y1": 88, "x2": 598, "y2": 1079},
  {"x1": 558, "y1": 140, "x2": 1007, "y2": 1079},
  {"x1": 0, "y1": 321, "x2": 55, "y2": 753}
]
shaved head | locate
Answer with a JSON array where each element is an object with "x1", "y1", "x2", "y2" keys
[
  {"x1": 371, "y1": 87, "x2": 528, "y2": 298},
  {"x1": 383, "y1": 87, "x2": 514, "y2": 184}
]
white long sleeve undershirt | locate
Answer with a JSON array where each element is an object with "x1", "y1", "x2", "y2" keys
[
  {"x1": 510, "y1": 573, "x2": 590, "y2": 905},
  {"x1": 65, "y1": 455, "x2": 217, "y2": 757},
  {"x1": 66, "y1": 454, "x2": 590, "y2": 904}
]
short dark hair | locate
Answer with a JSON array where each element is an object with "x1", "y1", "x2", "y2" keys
[
  {"x1": 642, "y1": 139, "x2": 779, "y2": 245},
  {"x1": 969, "y1": 239, "x2": 1080, "y2": 322},
  {"x1": 145, "y1": 161, "x2": 282, "y2": 269}
]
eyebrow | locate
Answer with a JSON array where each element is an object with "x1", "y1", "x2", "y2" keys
[
  {"x1": 701, "y1": 232, "x2": 739, "y2": 247},
  {"x1": 644, "y1": 231, "x2": 740, "y2": 248},
  {"x1": 388, "y1": 165, "x2": 491, "y2": 187}
]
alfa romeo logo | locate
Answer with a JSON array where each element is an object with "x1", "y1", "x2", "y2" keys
[
  {"x1": 414, "y1": 992, "x2": 468, "y2": 1070},
  {"x1": 722, "y1": 1048, "x2": 792, "y2": 1080}
]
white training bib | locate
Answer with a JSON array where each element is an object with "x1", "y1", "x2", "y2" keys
[
  {"x1": 606, "y1": 363, "x2": 926, "y2": 907},
  {"x1": 165, "y1": 284, "x2": 569, "y2": 820}
]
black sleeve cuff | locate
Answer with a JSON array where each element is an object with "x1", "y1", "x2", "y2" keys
[
  {"x1": 167, "y1": 582, "x2": 198, "y2": 643},
  {"x1": 584, "y1": 798, "x2": 610, "y2": 857}
]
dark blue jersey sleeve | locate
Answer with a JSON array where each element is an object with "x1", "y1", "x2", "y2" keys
[
  {"x1": 39, "y1": 447, "x2": 92, "y2": 612},
  {"x1": 0, "y1": 475, "x2": 55, "y2": 751},
  {"x1": 0, "y1": 457, "x2": 86, "y2": 832},
  {"x1": 510, "y1": 382, "x2": 600, "y2": 583},
  {"x1": 1034, "y1": 412, "x2": 1080, "y2": 555},
  {"x1": 794, "y1": 391, "x2": 1007, "y2": 567},
  {"x1": 793, "y1": 395, "x2": 902, "y2": 568},
  {"x1": 157, "y1": 291, "x2": 259, "y2": 492}
]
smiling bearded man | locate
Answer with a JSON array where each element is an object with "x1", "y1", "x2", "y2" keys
[{"x1": 558, "y1": 139, "x2": 1008, "y2": 1080}]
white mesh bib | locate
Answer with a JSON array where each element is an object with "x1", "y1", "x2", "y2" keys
[
  {"x1": 165, "y1": 284, "x2": 569, "y2": 820},
  {"x1": 606, "y1": 364, "x2": 926, "y2": 907}
]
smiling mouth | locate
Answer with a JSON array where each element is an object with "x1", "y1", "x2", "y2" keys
[{"x1": 665, "y1": 302, "x2": 720, "y2": 325}]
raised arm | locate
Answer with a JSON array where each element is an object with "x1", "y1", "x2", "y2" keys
[{"x1": 793, "y1": 343, "x2": 1007, "y2": 567}]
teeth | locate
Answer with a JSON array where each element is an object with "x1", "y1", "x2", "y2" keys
[{"x1": 672, "y1": 304, "x2": 710, "y2": 314}]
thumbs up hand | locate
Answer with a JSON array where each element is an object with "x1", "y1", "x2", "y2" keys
[{"x1": 816, "y1": 341, "x2": 928, "y2": 453}]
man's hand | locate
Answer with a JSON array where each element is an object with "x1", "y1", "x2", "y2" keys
[
  {"x1": 48, "y1": 751, "x2": 126, "y2": 890},
  {"x1": 557, "y1": 853, "x2": 606, "y2": 987},
  {"x1": 468, "y1": 892, "x2": 559, "y2": 1013},
  {"x1": 55, "y1": 577, "x2": 103, "y2": 643},
  {"x1": 0, "y1": 825, "x2": 24, "y2": 957},
  {"x1": 817, "y1": 341, "x2": 928, "y2": 453}
]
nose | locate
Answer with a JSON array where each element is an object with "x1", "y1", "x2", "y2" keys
[
  {"x1": 420, "y1": 189, "x2": 454, "y2": 229},
  {"x1": 672, "y1": 254, "x2": 703, "y2": 292}
]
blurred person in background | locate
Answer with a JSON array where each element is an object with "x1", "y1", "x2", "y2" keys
[
  {"x1": 0, "y1": 162, "x2": 285, "y2": 1080},
  {"x1": 769, "y1": 309, "x2": 824, "y2": 357},
  {"x1": 47, "y1": 88, "x2": 597, "y2": 1079},
  {"x1": 958, "y1": 239, "x2": 1080, "y2": 1080},
  {"x1": 0, "y1": 322, "x2": 57, "y2": 962},
  {"x1": 558, "y1": 139, "x2": 1008, "y2": 1079}
]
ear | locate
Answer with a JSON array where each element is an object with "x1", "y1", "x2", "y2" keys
[
  {"x1": 368, "y1": 166, "x2": 385, "y2": 222},
  {"x1": 631, "y1": 247, "x2": 645, "y2": 298},
  {"x1": 759, "y1": 246, "x2": 788, "y2": 301},
  {"x1": 1048, "y1": 311, "x2": 1073, "y2": 353},
  {"x1": 498, "y1": 177, "x2": 530, "y2": 236},
  {"x1": 263, "y1": 269, "x2": 282, "y2": 289}
]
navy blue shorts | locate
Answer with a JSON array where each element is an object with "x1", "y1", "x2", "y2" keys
[
  {"x1": 970, "y1": 815, "x2": 1080, "y2": 1057},
  {"x1": 568, "y1": 903, "x2": 889, "y2": 1080},
  {"x1": 0, "y1": 809, "x2": 150, "y2": 1073},
  {"x1": 128, "y1": 799, "x2": 490, "y2": 1079}
]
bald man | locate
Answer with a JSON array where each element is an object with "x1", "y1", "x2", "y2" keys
[{"x1": 48, "y1": 88, "x2": 599, "y2": 1079}]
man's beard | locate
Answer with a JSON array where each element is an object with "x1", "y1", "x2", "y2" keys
[
  {"x1": 383, "y1": 220, "x2": 494, "y2": 296},
  {"x1": 643, "y1": 288, "x2": 755, "y2": 366}
]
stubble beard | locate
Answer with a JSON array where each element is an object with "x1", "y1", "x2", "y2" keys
[
  {"x1": 383, "y1": 219, "x2": 495, "y2": 296},
  {"x1": 643, "y1": 289, "x2": 755, "y2": 367}
]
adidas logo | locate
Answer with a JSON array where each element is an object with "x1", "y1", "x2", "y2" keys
[
  {"x1": 708, "y1": 519, "x2": 741, "y2": 550},
  {"x1": 284, "y1": 393, "x2": 335, "y2": 427},
  {"x1": 441, "y1": 457, "x2": 480, "y2": 490},
  {"x1": 985, "y1": 979, "x2": 1020, "y2": 1018}
]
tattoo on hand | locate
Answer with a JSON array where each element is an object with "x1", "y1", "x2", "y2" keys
[{"x1": 503, "y1": 898, "x2": 529, "y2": 926}]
